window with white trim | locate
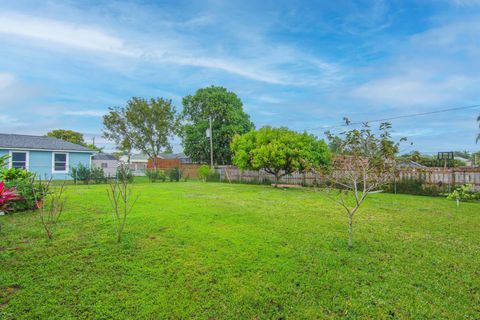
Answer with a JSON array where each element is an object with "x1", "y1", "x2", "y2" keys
[
  {"x1": 101, "y1": 163, "x2": 108, "y2": 169},
  {"x1": 11, "y1": 152, "x2": 28, "y2": 169},
  {"x1": 53, "y1": 153, "x2": 68, "y2": 172}
]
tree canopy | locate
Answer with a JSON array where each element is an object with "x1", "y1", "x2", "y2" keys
[
  {"x1": 103, "y1": 107, "x2": 134, "y2": 160},
  {"x1": 103, "y1": 97, "x2": 178, "y2": 166},
  {"x1": 47, "y1": 129, "x2": 102, "y2": 151},
  {"x1": 47, "y1": 129, "x2": 85, "y2": 145},
  {"x1": 231, "y1": 126, "x2": 331, "y2": 183},
  {"x1": 180, "y1": 86, "x2": 254, "y2": 165}
]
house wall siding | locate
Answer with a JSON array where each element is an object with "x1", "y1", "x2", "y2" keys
[
  {"x1": 0, "y1": 149, "x2": 92, "y2": 180},
  {"x1": 92, "y1": 159, "x2": 118, "y2": 177}
]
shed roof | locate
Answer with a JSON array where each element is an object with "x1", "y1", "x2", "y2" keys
[{"x1": 92, "y1": 153, "x2": 117, "y2": 160}]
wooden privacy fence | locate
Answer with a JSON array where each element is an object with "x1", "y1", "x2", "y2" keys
[
  {"x1": 216, "y1": 166, "x2": 324, "y2": 185},
  {"x1": 216, "y1": 165, "x2": 480, "y2": 190},
  {"x1": 397, "y1": 167, "x2": 480, "y2": 191},
  {"x1": 148, "y1": 158, "x2": 182, "y2": 169},
  {"x1": 146, "y1": 159, "x2": 201, "y2": 179}
]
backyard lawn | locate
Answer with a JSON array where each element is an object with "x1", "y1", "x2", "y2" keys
[{"x1": 1, "y1": 181, "x2": 479, "y2": 319}]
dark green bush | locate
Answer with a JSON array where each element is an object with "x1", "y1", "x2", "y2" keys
[
  {"x1": 70, "y1": 164, "x2": 91, "y2": 184},
  {"x1": 385, "y1": 177, "x2": 443, "y2": 196},
  {"x1": 145, "y1": 169, "x2": 166, "y2": 182},
  {"x1": 117, "y1": 165, "x2": 134, "y2": 184},
  {"x1": 168, "y1": 167, "x2": 181, "y2": 182},
  {"x1": 206, "y1": 170, "x2": 220, "y2": 182},
  {"x1": 91, "y1": 167, "x2": 107, "y2": 184}
]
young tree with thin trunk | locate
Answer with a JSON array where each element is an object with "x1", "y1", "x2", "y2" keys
[
  {"x1": 32, "y1": 179, "x2": 67, "y2": 240},
  {"x1": 107, "y1": 164, "x2": 138, "y2": 243},
  {"x1": 324, "y1": 121, "x2": 405, "y2": 248}
]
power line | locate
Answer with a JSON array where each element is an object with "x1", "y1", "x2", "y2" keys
[
  {"x1": 303, "y1": 103, "x2": 480, "y2": 132},
  {"x1": 103, "y1": 103, "x2": 480, "y2": 150}
]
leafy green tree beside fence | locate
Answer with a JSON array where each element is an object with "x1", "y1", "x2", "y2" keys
[{"x1": 231, "y1": 126, "x2": 331, "y2": 185}]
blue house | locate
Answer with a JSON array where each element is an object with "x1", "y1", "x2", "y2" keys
[{"x1": 0, "y1": 133, "x2": 95, "y2": 180}]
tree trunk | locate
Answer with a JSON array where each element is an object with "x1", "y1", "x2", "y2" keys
[
  {"x1": 348, "y1": 214, "x2": 353, "y2": 249},
  {"x1": 274, "y1": 173, "x2": 280, "y2": 187}
]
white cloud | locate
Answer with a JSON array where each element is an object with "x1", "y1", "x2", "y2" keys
[
  {"x1": 0, "y1": 72, "x2": 41, "y2": 106},
  {"x1": 351, "y1": 17, "x2": 480, "y2": 108},
  {"x1": 0, "y1": 114, "x2": 25, "y2": 127},
  {"x1": 353, "y1": 74, "x2": 473, "y2": 107},
  {"x1": 0, "y1": 73, "x2": 16, "y2": 90},
  {"x1": 0, "y1": 12, "x2": 140, "y2": 57},
  {"x1": 64, "y1": 110, "x2": 106, "y2": 117},
  {"x1": 257, "y1": 95, "x2": 283, "y2": 104},
  {"x1": 0, "y1": 11, "x2": 341, "y2": 86}
]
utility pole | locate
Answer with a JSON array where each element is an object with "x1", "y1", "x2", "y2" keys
[{"x1": 209, "y1": 115, "x2": 214, "y2": 169}]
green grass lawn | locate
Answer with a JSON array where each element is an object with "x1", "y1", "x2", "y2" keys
[{"x1": 1, "y1": 182, "x2": 479, "y2": 319}]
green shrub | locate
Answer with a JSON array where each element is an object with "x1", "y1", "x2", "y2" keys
[
  {"x1": 446, "y1": 184, "x2": 480, "y2": 202},
  {"x1": 206, "y1": 170, "x2": 220, "y2": 182},
  {"x1": 198, "y1": 165, "x2": 211, "y2": 182},
  {"x1": 0, "y1": 168, "x2": 34, "y2": 181},
  {"x1": 70, "y1": 164, "x2": 91, "y2": 184},
  {"x1": 91, "y1": 167, "x2": 107, "y2": 184},
  {"x1": 168, "y1": 167, "x2": 181, "y2": 182},
  {"x1": 117, "y1": 164, "x2": 134, "y2": 184},
  {"x1": 385, "y1": 177, "x2": 442, "y2": 196},
  {"x1": 4, "y1": 176, "x2": 50, "y2": 212},
  {"x1": 146, "y1": 169, "x2": 166, "y2": 182},
  {"x1": 0, "y1": 154, "x2": 9, "y2": 168}
]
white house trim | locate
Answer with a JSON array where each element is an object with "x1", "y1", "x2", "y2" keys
[
  {"x1": 8, "y1": 150, "x2": 29, "y2": 170},
  {"x1": 52, "y1": 152, "x2": 69, "y2": 174}
]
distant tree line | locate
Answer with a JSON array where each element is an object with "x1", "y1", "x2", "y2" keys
[{"x1": 101, "y1": 86, "x2": 254, "y2": 166}]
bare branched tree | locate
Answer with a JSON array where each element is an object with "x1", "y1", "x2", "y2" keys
[
  {"x1": 107, "y1": 164, "x2": 138, "y2": 243},
  {"x1": 32, "y1": 179, "x2": 67, "y2": 240},
  {"x1": 323, "y1": 121, "x2": 405, "y2": 248}
]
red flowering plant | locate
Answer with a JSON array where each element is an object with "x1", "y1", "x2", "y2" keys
[{"x1": 0, "y1": 180, "x2": 20, "y2": 212}]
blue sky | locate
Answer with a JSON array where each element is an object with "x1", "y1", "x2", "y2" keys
[{"x1": 0, "y1": 0, "x2": 479, "y2": 154}]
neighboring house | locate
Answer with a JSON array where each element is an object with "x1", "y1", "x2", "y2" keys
[
  {"x1": 396, "y1": 160, "x2": 426, "y2": 169},
  {"x1": 0, "y1": 133, "x2": 95, "y2": 180},
  {"x1": 454, "y1": 156, "x2": 473, "y2": 167},
  {"x1": 158, "y1": 152, "x2": 192, "y2": 164},
  {"x1": 119, "y1": 153, "x2": 149, "y2": 176},
  {"x1": 92, "y1": 153, "x2": 119, "y2": 177}
]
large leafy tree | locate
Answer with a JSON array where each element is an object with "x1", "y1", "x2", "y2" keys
[
  {"x1": 180, "y1": 86, "x2": 254, "y2": 165},
  {"x1": 47, "y1": 129, "x2": 102, "y2": 151},
  {"x1": 231, "y1": 126, "x2": 331, "y2": 184},
  {"x1": 103, "y1": 107, "x2": 134, "y2": 161},
  {"x1": 103, "y1": 97, "x2": 178, "y2": 167}
]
